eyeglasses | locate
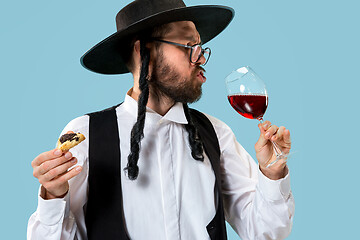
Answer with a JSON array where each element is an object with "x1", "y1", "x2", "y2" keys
[{"x1": 152, "y1": 39, "x2": 211, "y2": 66}]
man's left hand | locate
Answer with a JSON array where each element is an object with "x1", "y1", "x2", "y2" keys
[{"x1": 255, "y1": 121, "x2": 291, "y2": 180}]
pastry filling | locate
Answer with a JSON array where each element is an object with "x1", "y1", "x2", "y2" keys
[{"x1": 59, "y1": 133, "x2": 79, "y2": 144}]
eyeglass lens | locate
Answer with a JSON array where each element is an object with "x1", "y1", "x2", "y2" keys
[{"x1": 191, "y1": 45, "x2": 210, "y2": 64}]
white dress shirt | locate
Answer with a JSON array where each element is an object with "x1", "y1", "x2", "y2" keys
[{"x1": 27, "y1": 93, "x2": 294, "y2": 240}]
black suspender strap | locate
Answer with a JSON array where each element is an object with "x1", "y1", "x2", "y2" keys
[
  {"x1": 189, "y1": 108, "x2": 228, "y2": 240},
  {"x1": 85, "y1": 104, "x2": 130, "y2": 240}
]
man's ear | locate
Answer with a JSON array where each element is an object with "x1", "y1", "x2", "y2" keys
[
  {"x1": 134, "y1": 40, "x2": 141, "y2": 55},
  {"x1": 133, "y1": 40, "x2": 141, "y2": 66},
  {"x1": 133, "y1": 40, "x2": 154, "y2": 79},
  {"x1": 129, "y1": 39, "x2": 142, "y2": 76}
]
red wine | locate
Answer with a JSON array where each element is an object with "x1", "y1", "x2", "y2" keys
[{"x1": 228, "y1": 94, "x2": 268, "y2": 120}]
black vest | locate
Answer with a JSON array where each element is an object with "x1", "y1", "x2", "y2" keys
[{"x1": 85, "y1": 105, "x2": 227, "y2": 240}]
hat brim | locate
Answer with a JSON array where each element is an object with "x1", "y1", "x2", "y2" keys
[{"x1": 80, "y1": 5, "x2": 234, "y2": 74}]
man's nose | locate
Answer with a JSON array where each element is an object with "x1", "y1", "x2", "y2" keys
[{"x1": 194, "y1": 54, "x2": 206, "y2": 66}]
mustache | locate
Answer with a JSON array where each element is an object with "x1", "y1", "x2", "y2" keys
[
  {"x1": 194, "y1": 66, "x2": 206, "y2": 75},
  {"x1": 198, "y1": 66, "x2": 206, "y2": 73}
]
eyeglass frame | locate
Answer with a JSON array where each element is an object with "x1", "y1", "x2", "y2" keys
[{"x1": 151, "y1": 39, "x2": 211, "y2": 66}]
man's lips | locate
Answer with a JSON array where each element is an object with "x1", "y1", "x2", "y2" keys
[{"x1": 196, "y1": 69, "x2": 206, "y2": 83}]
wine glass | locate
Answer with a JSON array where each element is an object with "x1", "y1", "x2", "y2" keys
[{"x1": 225, "y1": 66, "x2": 288, "y2": 168}]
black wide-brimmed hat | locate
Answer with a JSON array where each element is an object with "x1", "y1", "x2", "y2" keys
[{"x1": 80, "y1": 0, "x2": 234, "y2": 75}]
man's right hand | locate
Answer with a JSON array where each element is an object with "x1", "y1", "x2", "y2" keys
[{"x1": 31, "y1": 149, "x2": 82, "y2": 200}]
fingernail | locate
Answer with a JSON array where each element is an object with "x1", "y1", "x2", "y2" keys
[
  {"x1": 265, "y1": 132, "x2": 270, "y2": 138},
  {"x1": 65, "y1": 152, "x2": 72, "y2": 159},
  {"x1": 71, "y1": 158, "x2": 77, "y2": 164},
  {"x1": 54, "y1": 149, "x2": 62, "y2": 156},
  {"x1": 75, "y1": 166, "x2": 82, "y2": 172}
]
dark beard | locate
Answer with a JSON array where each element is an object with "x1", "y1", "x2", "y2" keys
[{"x1": 148, "y1": 51, "x2": 203, "y2": 103}]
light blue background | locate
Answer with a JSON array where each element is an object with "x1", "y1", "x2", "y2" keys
[{"x1": 1, "y1": 0, "x2": 359, "y2": 239}]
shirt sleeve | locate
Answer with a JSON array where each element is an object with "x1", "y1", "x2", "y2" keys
[
  {"x1": 205, "y1": 114, "x2": 295, "y2": 240},
  {"x1": 27, "y1": 187, "x2": 77, "y2": 240},
  {"x1": 27, "y1": 115, "x2": 90, "y2": 240}
]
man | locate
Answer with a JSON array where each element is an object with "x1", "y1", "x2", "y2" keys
[{"x1": 28, "y1": 0, "x2": 294, "y2": 239}]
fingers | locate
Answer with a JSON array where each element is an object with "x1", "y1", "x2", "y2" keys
[
  {"x1": 53, "y1": 166, "x2": 82, "y2": 186},
  {"x1": 40, "y1": 152, "x2": 73, "y2": 175},
  {"x1": 31, "y1": 149, "x2": 65, "y2": 168},
  {"x1": 39, "y1": 157, "x2": 78, "y2": 183},
  {"x1": 272, "y1": 126, "x2": 290, "y2": 141},
  {"x1": 256, "y1": 121, "x2": 291, "y2": 151},
  {"x1": 273, "y1": 126, "x2": 291, "y2": 154},
  {"x1": 256, "y1": 121, "x2": 278, "y2": 150},
  {"x1": 265, "y1": 125, "x2": 278, "y2": 140},
  {"x1": 33, "y1": 151, "x2": 72, "y2": 177},
  {"x1": 283, "y1": 128, "x2": 291, "y2": 144},
  {"x1": 41, "y1": 166, "x2": 82, "y2": 194}
]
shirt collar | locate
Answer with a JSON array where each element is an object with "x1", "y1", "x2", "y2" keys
[{"x1": 122, "y1": 89, "x2": 188, "y2": 125}]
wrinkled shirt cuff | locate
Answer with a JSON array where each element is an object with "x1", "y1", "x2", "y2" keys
[
  {"x1": 37, "y1": 186, "x2": 70, "y2": 226},
  {"x1": 257, "y1": 167, "x2": 291, "y2": 202}
]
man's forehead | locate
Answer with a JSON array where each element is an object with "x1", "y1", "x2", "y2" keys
[{"x1": 163, "y1": 21, "x2": 201, "y2": 42}]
